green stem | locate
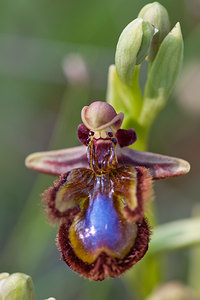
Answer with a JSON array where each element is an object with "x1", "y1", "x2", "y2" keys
[{"x1": 106, "y1": 65, "x2": 143, "y2": 119}]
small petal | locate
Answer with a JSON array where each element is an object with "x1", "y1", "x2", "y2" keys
[
  {"x1": 25, "y1": 145, "x2": 88, "y2": 176},
  {"x1": 115, "y1": 128, "x2": 137, "y2": 147},
  {"x1": 77, "y1": 123, "x2": 90, "y2": 145},
  {"x1": 117, "y1": 148, "x2": 190, "y2": 180}
]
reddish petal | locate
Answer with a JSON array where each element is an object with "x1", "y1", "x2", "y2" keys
[
  {"x1": 77, "y1": 123, "x2": 90, "y2": 145},
  {"x1": 115, "y1": 128, "x2": 137, "y2": 147},
  {"x1": 25, "y1": 145, "x2": 88, "y2": 176},
  {"x1": 117, "y1": 148, "x2": 190, "y2": 180}
]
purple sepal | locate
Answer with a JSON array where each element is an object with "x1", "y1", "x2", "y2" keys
[
  {"x1": 25, "y1": 145, "x2": 88, "y2": 176},
  {"x1": 115, "y1": 129, "x2": 137, "y2": 147},
  {"x1": 117, "y1": 147, "x2": 190, "y2": 180}
]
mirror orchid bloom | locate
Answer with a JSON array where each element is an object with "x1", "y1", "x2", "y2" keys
[{"x1": 25, "y1": 101, "x2": 190, "y2": 281}]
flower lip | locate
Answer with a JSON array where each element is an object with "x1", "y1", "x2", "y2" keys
[
  {"x1": 81, "y1": 101, "x2": 124, "y2": 132},
  {"x1": 58, "y1": 217, "x2": 150, "y2": 281}
]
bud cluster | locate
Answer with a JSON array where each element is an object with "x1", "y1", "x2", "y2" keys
[{"x1": 107, "y1": 2, "x2": 184, "y2": 148}]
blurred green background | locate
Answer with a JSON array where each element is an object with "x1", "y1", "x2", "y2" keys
[{"x1": 0, "y1": 0, "x2": 200, "y2": 299}]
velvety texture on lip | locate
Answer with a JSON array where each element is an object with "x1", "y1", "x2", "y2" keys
[
  {"x1": 58, "y1": 217, "x2": 150, "y2": 281},
  {"x1": 44, "y1": 165, "x2": 152, "y2": 279}
]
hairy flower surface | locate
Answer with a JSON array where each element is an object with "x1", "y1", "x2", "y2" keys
[{"x1": 26, "y1": 101, "x2": 190, "y2": 281}]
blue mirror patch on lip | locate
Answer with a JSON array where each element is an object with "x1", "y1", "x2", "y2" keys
[
  {"x1": 74, "y1": 191, "x2": 137, "y2": 257},
  {"x1": 79, "y1": 193, "x2": 121, "y2": 250}
]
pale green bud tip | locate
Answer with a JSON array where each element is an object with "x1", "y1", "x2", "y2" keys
[
  {"x1": 139, "y1": 22, "x2": 183, "y2": 127},
  {"x1": 115, "y1": 18, "x2": 155, "y2": 85},
  {"x1": 170, "y1": 22, "x2": 182, "y2": 40},
  {"x1": 0, "y1": 273, "x2": 35, "y2": 300},
  {"x1": 146, "y1": 22, "x2": 183, "y2": 99},
  {"x1": 146, "y1": 282, "x2": 199, "y2": 300},
  {"x1": 138, "y1": 2, "x2": 170, "y2": 60}
]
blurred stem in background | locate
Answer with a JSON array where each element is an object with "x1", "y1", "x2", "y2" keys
[{"x1": 188, "y1": 205, "x2": 200, "y2": 298}]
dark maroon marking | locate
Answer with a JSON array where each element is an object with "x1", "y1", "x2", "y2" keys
[
  {"x1": 116, "y1": 129, "x2": 137, "y2": 147},
  {"x1": 58, "y1": 218, "x2": 150, "y2": 281},
  {"x1": 77, "y1": 123, "x2": 90, "y2": 145}
]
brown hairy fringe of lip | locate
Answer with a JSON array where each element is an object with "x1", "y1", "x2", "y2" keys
[
  {"x1": 42, "y1": 166, "x2": 153, "y2": 280},
  {"x1": 57, "y1": 217, "x2": 150, "y2": 281},
  {"x1": 42, "y1": 172, "x2": 81, "y2": 225}
]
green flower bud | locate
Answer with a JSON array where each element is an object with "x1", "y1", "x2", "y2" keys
[
  {"x1": 147, "y1": 22, "x2": 183, "y2": 97},
  {"x1": 0, "y1": 273, "x2": 35, "y2": 300},
  {"x1": 139, "y1": 23, "x2": 183, "y2": 127},
  {"x1": 115, "y1": 18, "x2": 155, "y2": 85},
  {"x1": 138, "y1": 2, "x2": 170, "y2": 60}
]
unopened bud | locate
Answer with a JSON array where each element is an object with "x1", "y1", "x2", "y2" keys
[
  {"x1": 139, "y1": 22, "x2": 183, "y2": 127},
  {"x1": 0, "y1": 273, "x2": 35, "y2": 300},
  {"x1": 146, "y1": 22, "x2": 183, "y2": 98},
  {"x1": 138, "y1": 2, "x2": 170, "y2": 60},
  {"x1": 115, "y1": 18, "x2": 155, "y2": 85}
]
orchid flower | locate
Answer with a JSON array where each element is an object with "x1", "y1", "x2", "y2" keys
[{"x1": 25, "y1": 101, "x2": 190, "y2": 281}]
